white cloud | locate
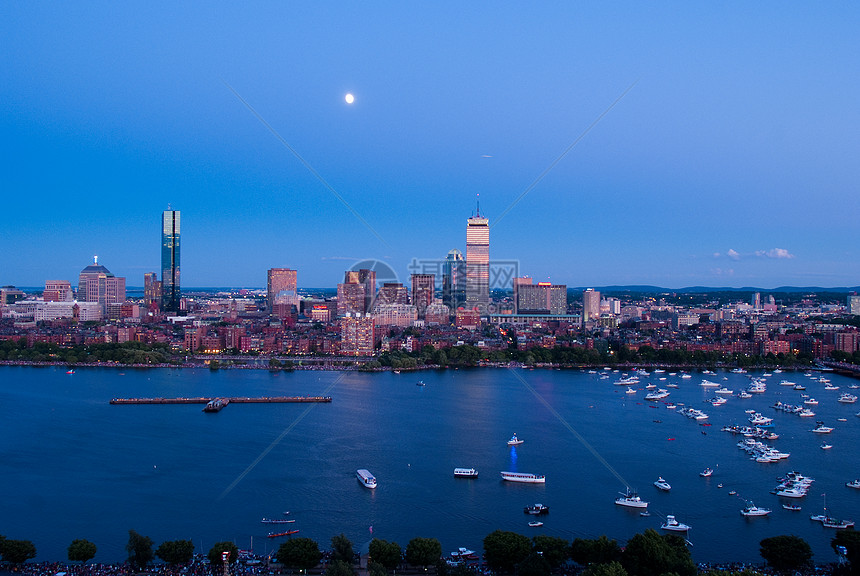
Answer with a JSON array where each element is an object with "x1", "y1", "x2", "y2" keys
[
  {"x1": 755, "y1": 248, "x2": 795, "y2": 259},
  {"x1": 727, "y1": 249, "x2": 741, "y2": 261}
]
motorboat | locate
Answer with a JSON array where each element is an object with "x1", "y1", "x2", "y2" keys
[
  {"x1": 823, "y1": 518, "x2": 855, "y2": 529},
  {"x1": 524, "y1": 503, "x2": 549, "y2": 515},
  {"x1": 846, "y1": 479, "x2": 860, "y2": 489},
  {"x1": 527, "y1": 521, "x2": 544, "y2": 527},
  {"x1": 811, "y1": 422, "x2": 834, "y2": 434},
  {"x1": 356, "y1": 469, "x2": 377, "y2": 489},
  {"x1": 782, "y1": 503, "x2": 802, "y2": 511},
  {"x1": 654, "y1": 477, "x2": 671, "y2": 491},
  {"x1": 203, "y1": 398, "x2": 229, "y2": 413},
  {"x1": 500, "y1": 471, "x2": 545, "y2": 483},
  {"x1": 804, "y1": 398, "x2": 818, "y2": 405},
  {"x1": 66, "y1": 369, "x2": 75, "y2": 374},
  {"x1": 700, "y1": 467, "x2": 714, "y2": 477},
  {"x1": 838, "y1": 393, "x2": 857, "y2": 404},
  {"x1": 645, "y1": 389, "x2": 670, "y2": 400},
  {"x1": 661, "y1": 515, "x2": 690, "y2": 531},
  {"x1": 700, "y1": 379, "x2": 719, "y2": 387},
  {"x1": 507, "y1": 434, "x2": 524, "y2": 446},
  {"x1": 715, "y1": 387, "x2": 734, "y2": 395},
  {"x1": 639, "y1": 510, "x2": 651, "y2": 517},
  {"x1": 615, "y1": 488, "x2": 649, "y2": 508},
  {"x1": 450, "y1": 548, "x2": 478, "y2": 561},
  {"x1": 267, "y1": 529, "x2": 300, "y2": 538},
  {"x1": 741, "y1": 502, "x2": 771, "y2": 517},
  {"x1": 454, "y1": 468, "x2": 478, "y2": 478},
  {"x1": 626, "y1": 387, "x2": 637, "y2": 394},
  {"x1": 794, "y1": 384, "x2": 806, "y2": 391},
  {"x1": 821, "y1": 443, "x2": 833, "y2": 450}
]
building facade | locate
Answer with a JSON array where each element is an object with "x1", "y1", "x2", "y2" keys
[
  {"x1": 410, "y1": 274, "x2": 435, "y2": 317},
  {"x1": 44, "y1": 280, "x2": 73, "y2": 302},
  {"x1": 340, "y1": 313, "x2": 375, "y2": 355},
  {"x1": 161, "y1": 209, "x2": 181, "y2": 312},
  {"x1": 267, "y1": 268, "x2": 298, "y2": 312},
  {"x1": 465, "y1": 213, "x2": 489, "y2": 312},
  {"x1": 582, "y1": 288, "x2": 601, "y2": 322},
  {"x1": 77, "y1": 258, "x2": 126, "y2": 309},
  {"x1": 442, "y1": 248, "x2": 465, "y2": 309}
]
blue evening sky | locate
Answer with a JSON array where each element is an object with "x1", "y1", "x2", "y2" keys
[{"x1": 2, "y1": 3, "x2": 859, "y2": 289}]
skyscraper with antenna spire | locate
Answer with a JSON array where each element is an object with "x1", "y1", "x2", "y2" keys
[{"x1": 465, "y1": 195, "x2": 489, "y2": 312}]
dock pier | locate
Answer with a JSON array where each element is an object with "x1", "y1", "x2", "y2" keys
[{"x1": 110, "y1": 396, "x2": 332, "y2": 405}]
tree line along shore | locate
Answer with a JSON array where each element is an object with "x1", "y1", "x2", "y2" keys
[{"x1": 2, "y1": 528, "x2": 859, "y2": 576}]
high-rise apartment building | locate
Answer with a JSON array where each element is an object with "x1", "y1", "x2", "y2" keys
[
  {"x1": 161, "y1": 209, "x2": 181, "y2": 312},
  {"x1": 267, "y1": 268, "x2": 298, "y2": 312},
  {"x1": 512, "y1": 277, "x2": 532, "y2": 314},
  {"x1": 340, "y1": 313, "x2": 375, "y2": 355},
  {"x1": 43, "y1": 280, "x2": 73, "y2": 302},
  {"x1": 78, "y1": 257, "x2": 126, "y2": 308},
  {"x1": 582, "y1": 288, "x2": 601, "y2": 322},
  {"x1": 465, "y1": 210, "x2": 489, "y2": 312},
  {"x1": 144, "y1": 273, "x2": 162, "y2": 308},
  {"x1": 442, "y1": 249, "x2": 465, "y2": 309},
  {"x1": 410, "y1": 274, "x2": 434, "y2": 318},
  {"x1": 848, "y1": 294, "x2": 860, "y2": 316},
  {"x1": 516, "y1": 281, "x2": 567, "y2": 315},
  {"x1": 376, "y1": 283, "x2": 408, "y2": 306},
  {"x1": 337, "y1": 281, "x2": 366, "y2": 316}
]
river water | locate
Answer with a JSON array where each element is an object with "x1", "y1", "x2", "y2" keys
[{"x1": 1, "y1": 365, "x2": 858, "y2": 565}]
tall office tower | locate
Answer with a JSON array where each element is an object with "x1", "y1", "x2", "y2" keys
[
  {"x1": 267, "y1": 268, "x2": 298, "y2": 312},
  {"x1": 512, "y1": 277, "x2": 533, "y2": 314},
  {"x1": 43, "y1": 280, "x2": 73, "y2": 302},
  {"x1": 344, "y1": 269, "x2": 377, "y2": 312},
  {"x1": 752, "y1": 292, "x2": 761, "y2": 310},
  {"x1": 161, "y1": 209, "x2": 181, "y2": 312},
  {"x1": 376, "y1": 283, "x2": 409, "y2": 306},
  {"x1": 143, "y1": 273, "x2": 162, "y2": 308},
  {"x1": 411, "y1": 274, "x2": 434, "y2": 318},
  {"x1": 442, "y1": 249, "x2": 465, "y2": 309},
  {"x1": 465, "y1": 209, "x2": 489, "y2": 312},
  {"x1": 340, "y1": 313, "x2": 375, "y2": 355},
  {"x1": 582, "y1": 288, "x2": 601, "y2": 322},
  {"x1": 849, "y1": 294, "x2": 860, "y2": 316},
  {"x1": 78, "y1": 257, "x2": 126, "y2": 308}
]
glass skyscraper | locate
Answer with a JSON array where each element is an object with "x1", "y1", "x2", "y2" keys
[{"x1": 161, "y1": 210, "x2": 180, "y2": 312}]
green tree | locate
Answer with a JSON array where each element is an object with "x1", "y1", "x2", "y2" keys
[
  {"x1": 208, "y1": 541, "x2": 240, "y2": 566},
  {"x1": 369, "y1": 539, "x2": 402, "y2": 571},
  {"x1": 156, "y1": 539, "x2": 194, "y2": 565},
  {"x1": 367, "y1": 561, "x2": 388, "y2": 576},
  {"x1": 331, "y1": 533, "x2": 355, "y2": 564},
  {"x1": 126, "y1": 530, "x2": 154, "y2": 570},
  {"x1": 483, "y1": 530, "x2": 531, "y2": 574},
  {"x1": 326, "y1": 559, "x2": 356, "y2": 576},
  {"x1": 582, "y1": 561, "x2": 628, "y2": 576},
  {"x1": 760, "y1": 535, "x2": 813, "y2": 574},
  {"x1": 68, "y1": 539, "x2": 97, "y2": 563},
  {"x1": 570, "y1": 536, "x2": 622, "y2": 566},
  {"x1": 1, "y1": 539, "x2": 37, "y2": 564},
  {"x1": 832, "y1": 530, "x2": 860, "y2": 575},
  {"x1": 532, "y1": 535, "x2": 569, "y2": 569},
  {"x1": 277, "y1": 537, "x2": 322, "y2": 571},
  {"x1": 621, "y1": 529, "x2": 694, "y2": 576},
  {"x1": 405, "y1": 537, "x2": 442, "y2": 568},
  {"x1": 517, "y1": 552, "x2": 551, "y2": 576}
]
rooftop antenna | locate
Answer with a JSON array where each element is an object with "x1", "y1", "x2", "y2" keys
[
  {"x1": 94, "y1": 255, "x2": 98, "y2": 265},
  {"x1": 476, "y1": 193, "x2": 481, "y2": 217}
]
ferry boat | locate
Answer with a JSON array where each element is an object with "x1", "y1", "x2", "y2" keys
[
  {"x1": 356, "y1": 469, "x2": 377, "y2": 489},
  {"x1": 454, "y1": 468, "x2": 478, "y2": 478},
  {"x1": 203, "y1": 398, "x2": 229, "y2": 412},
  {"x1": 500, "y1": 471, "x2": 545, "y2": 483}
]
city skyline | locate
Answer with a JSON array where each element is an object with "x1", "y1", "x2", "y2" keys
[{"x1": 2, "y1": 3, "x2": 859, "y2": 289}]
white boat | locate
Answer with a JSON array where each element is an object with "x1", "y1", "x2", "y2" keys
[
  {"x1": 645, "y1": 389, "x2": 670, "y2": 400},
  {"x1": 507, "y1": 434, "x2": 524, "y2": 445},
  {"x1": 783, "y1": 503, "x2": 802, "y2": 511},
  {"x1": 527, "y1": 521, "x2": 543, "y2": 527},
  {"x1": 700, "y1": 379, "x2": 719, "y2": 387},
  {"x1": 661, "y1": 515, "x2": 690, "y2": 531},
  {"x1": 654, "y1": 477, "x2": 671, "y2": 491},
  {"x1": 524, "y1": 503, "x2": 549, "y2": 515},
  {"x1": 779, "y1": 380, "x2": 796, "y2": 386},
  {"x1": 821, "y1": 443, "x2": 833, "y2": 450},
  {"x1": 838, "y1": 393, "x2": 857, "y2": 403},
  {"x1": 615, "y1": 488, "x2": 648, "y2": 508},
  {"x1": 700, "y1": 467, "x2": 714, "y2": 477},
  {"x1": 356, "y1": 469, "x2": 377, "y2": 489},
  {"x1": 626, "y1": 387, "x2": 637, "y2": 394},
  {"x1": 450, "y1": 548, "x2": 478, "y2": 560},
  {"x1": 804, "y1": 398, "x2": 818, "y2": 405},
  {"x1": 454, "y1": 468, "x2": 478, "y2": 478},
  {"x1": 811, "y1": 422, "x2": 834, "y2": 433},
  {"x1": 846, "y1": 479, "x2": 860, "y2": 489},
  {"x1": 741, "y1": 502, "x2": 771, "y2": 517},
  {"x1": 715, "y1": 387, "x2": 734, "y2": 395},
  {"x1": 500, "y1": 471, "x2": 545, "y2": 483},
  {"x1": 823, "y1": 518, "x2": 855, "y2": 529}
]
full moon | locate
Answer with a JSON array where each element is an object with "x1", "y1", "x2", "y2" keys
[{"x1": 345, "y1": 93, "x2": 354, "y2": 104}]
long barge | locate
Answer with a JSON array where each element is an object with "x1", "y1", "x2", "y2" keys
[{"x1": 110, "y1": 396, "x2": 332, "y2": 405}]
